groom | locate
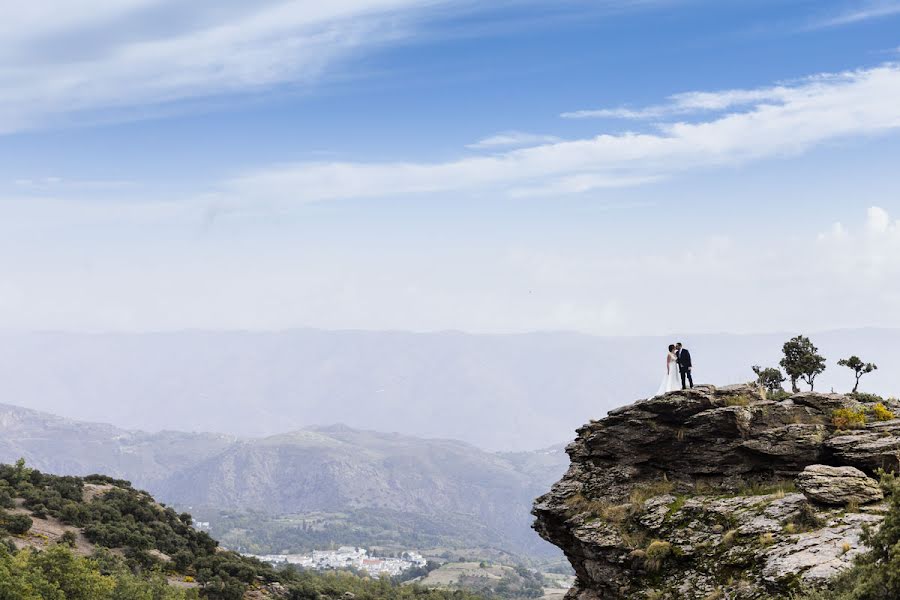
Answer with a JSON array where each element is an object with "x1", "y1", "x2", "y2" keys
[{"x1": 675, "y1": 342, "x2": 693, "y2": 389}]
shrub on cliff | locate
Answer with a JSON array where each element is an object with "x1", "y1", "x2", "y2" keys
[
  {"x1": 752, "y1": 365, "x2": 786, "y2": 394},
  {"x1": 870, "y1": 403, "x2": 895, "y2": 422},
  {"x1": 831, "y1": 408, "x2": 866, "y2": 430}
]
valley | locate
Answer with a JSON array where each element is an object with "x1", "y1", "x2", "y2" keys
[{"x1": 0, "y1": 402, "x2": 568, "y2": 565}]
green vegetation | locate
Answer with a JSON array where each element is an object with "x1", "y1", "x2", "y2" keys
[
  {"x1": 752, "y1": 365, "x2": 786, "y2": 394},
  {"x1": 850, "y1": 392, "x2": 884, "y2": 404},
  {"x1": 837, "y1": 356, "x2": 877, "y2": 394},
  {"x1": 797, "y1": 472, "x2": 900, "y2": 600},
  {"x1": 723, "y1": 395, "x2": 751, "y2": 407},
  {"x1": 735, "y1": 480, "x2": 796, "y2": 497},
  {"x1": 629, "y1": 480, "x2": 675, "y2": 506},
  {"x1": 288, "y1": 569, "x2": 484, "y2": 600},
  {"x1": 644, "y1": 540, "x2": 673, "y2": 572},
  {"x1": 0, "y1": 543, "x2": 487, "y2": 600},
  {"x1": 200, "y1": 508, "x2": 519, "y2": 560},
  {"x1": 420, "y1": 563, "x2": 547, "y2": 599},
  {"x1": 780, "y1": 336, "x2": 826, "y2": 392},
  {"x1": 0, "y1": 511, "x2": 33, "y2": 534},
  {"x1": 831, "y1": 408, "x2": 867, "y2": 430},
  {"x1": 0, "y1": 460, "x2": 488, "y2": 600},
  {"x1": 0, "y1": 543, "x2": 197, "y2": 599}
]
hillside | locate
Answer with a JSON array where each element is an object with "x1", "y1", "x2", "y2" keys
[
  {"x1": 0, "y1": 403, "x2": 236, "y2": 484},
  {"x1": 0, "y1": 404, "x2": 567, "y2": 559},
  {"x1": 533, "y1": 385, "x2": 900, "y2": 599},
  {"x1": 2, "y1": 329, "x2": 900, "y2": 451},
  {"x1": 0, "y1": 460, "x2": 489, "y2": 600}
]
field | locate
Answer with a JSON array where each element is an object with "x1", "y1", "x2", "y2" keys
[{"x1": 415, "y1": 561, "x2": 575, "y2": 600}]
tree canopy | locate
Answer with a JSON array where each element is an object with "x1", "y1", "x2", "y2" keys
[
  {"x1": 837, "y1": 356, "x2": 877, "y2": 393},
  {"x1": 780, "y1": 336, "x2": 826, "y2": 392}
]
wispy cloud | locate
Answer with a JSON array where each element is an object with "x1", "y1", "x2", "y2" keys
[
  {"x1": 0, "y1": 1, "x2": 670, "y2": 135},
  {"x1": 807, "y1": 1, "x2": 900, "y2": 30},
  {"x1": 561, "y1": 87, "x2": 796, "y2": 120},
  {"x1": 224, "y1": 63, "x2": 900, "y2": 203},
  {"x1": 466, "y1": 131, "x2": 562, "y2": 150},
  {"x1": 0, "y1": 1, "x2": 457, "y2": 134}
]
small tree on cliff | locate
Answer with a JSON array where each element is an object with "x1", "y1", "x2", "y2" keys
[
  {"x1": 780, "y1": 336, "x2": 826, "y2": 392},
  {"x1": 837, "y1": 355, "x2": 877, "y2": 393},
  {"x1": 752, "y1": 365, "x2": 786, "y2": 394}
]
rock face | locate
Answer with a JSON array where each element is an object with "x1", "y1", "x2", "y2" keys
[
  {"x1": 533, "y1": 385, "x2": 900, "y2": 600},
  {"x1": 796, "y1": 465, "x2": 884, "y2": 506}
]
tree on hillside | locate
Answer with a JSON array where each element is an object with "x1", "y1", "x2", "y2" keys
[
  {"x1": 752, "y1": 365, "x2": 786, "y2": 394},
  {"x1": 780, "y1": 336, "x2": 826, "y2": 392},
  {"x1": 836, "y1": 356, "x2": 877, "y2": 393}
]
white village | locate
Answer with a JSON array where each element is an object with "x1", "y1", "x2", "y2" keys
[{"x1": 248, "y1": 547, "x2": 428, "y2": 578}]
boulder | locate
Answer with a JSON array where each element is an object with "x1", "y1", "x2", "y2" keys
[{"x1": 796, "y1": 465, "x2": 883, "y2": 505}]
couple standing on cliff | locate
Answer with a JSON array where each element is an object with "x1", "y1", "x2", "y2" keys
[{"x1": 656, "y1": 342, "x2": 693, "y2": 395}]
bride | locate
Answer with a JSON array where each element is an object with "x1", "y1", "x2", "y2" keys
[{"x1": 656, "y1": 344, "x2": 680, "y2": 396}]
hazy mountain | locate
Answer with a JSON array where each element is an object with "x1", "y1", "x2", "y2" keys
[
  {"x1": 0, "y1": 402, "x2": 235, "y2": 485},
  {"x1": 0, "y1": 329, "x2": 897, "y2": 450},
  {"x1": 0, "y1": 403, "x2": 568, "y2": 557}
]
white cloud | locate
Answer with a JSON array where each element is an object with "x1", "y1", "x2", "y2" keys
[
  {"x1": 225, "y1": 63, "x2": 900, "y2": 203},
  {"x1": 866, "y1": 205, "x2": 897, "y2": 233},
  {"x1": 818, "y1": 222, "x2": 848, "y2": 242},
  {"x1": 561, "y1": 87, "x2": 796, "y2": 120},
  {"x1": 808, "y1": 1, "x2": 900, "y2": 29},
  {"x1": 0, "y1": 0, "x2": 452, "y2": 133},
  {"x1": 0, "y1": 1, "x2": 669, "y2": 134},
  {"x1": 466, "y1": 131, "x2": 562, "y2": 149}
]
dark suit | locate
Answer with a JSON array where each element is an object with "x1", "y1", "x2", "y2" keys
[{"x1": 676, "y1": 348, "x2": 693, "y2": 389}]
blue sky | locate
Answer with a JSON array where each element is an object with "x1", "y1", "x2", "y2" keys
[{"x1": 1, "y1": 0, "x2": 900, "y2": 334}]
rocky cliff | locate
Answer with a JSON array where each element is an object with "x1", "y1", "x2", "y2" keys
[{"x1": 533, "y1": 385, "x2": 900, "y2": 599}]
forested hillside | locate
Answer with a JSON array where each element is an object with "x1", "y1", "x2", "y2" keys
[
  {"x1": 0, "y1": 460, "x2": 483, "y2": 600},
  {"x1": 0, "y1": 404, "x2": 567, "y2": 559}
]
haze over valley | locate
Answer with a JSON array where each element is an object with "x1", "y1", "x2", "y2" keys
[
  {"x1": 0, "y1": 400, "x2": 568, "y2": 560},
  {"x1": 1, "y1": 328, "x2": 898, "y2": 451}
]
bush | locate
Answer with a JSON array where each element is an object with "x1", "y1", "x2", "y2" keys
[
  {"x1": 60, "y1": 530, "x2": 78, "y2": 547},
  {"x1": 752, "y1": 365, "x2": 786, "y2": 394},
  {"x1": 645, "y1": 540, "x2": 673, "y2": 571},
  {"x1": 850, "y1": 392, "x2": 884, "y2": 404},
  {"x1": 0, "y1": 511, "x2": 33, "y2": 535},
  {"x1": 723, "y1": 394, "x2": 751, "y2": 407},
  {"x1": 832, "y1": 408, "x2": 867, "y2": 430},
  {"x1": 871, "y1": 403, "x2": 895, "y2": 422}
]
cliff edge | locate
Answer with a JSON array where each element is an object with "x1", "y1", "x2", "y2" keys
[{"x1": 532, "y1": 385, "x2": 900, "y2": 599}]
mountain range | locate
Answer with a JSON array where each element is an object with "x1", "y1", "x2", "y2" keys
[{"x1": 0, "y1": 402, "x2": 567, "y2": 558}]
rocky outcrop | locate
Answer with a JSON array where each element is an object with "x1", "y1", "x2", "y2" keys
[
  {"x1": 796, "y1": 465, "x2": 883, "y2": 506},
  {"x1": 533, "y1": 385, "x2": 900, "y2": 600}
]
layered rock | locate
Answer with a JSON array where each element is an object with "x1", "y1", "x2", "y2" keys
[
  {"x1": 796, "y1": 465, "x2": 883, "y2": 506},
  {"x1": 533, "y1": 385, "x2": 900, "y2": 600}
]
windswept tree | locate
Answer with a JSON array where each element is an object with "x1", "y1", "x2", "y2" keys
[
  {"x1": 752, "y1": 365, "x2": 786, "y2": 394},
  {"x1": 780, "y1": 336, "x2": 826, "y2": 392},
  {"x1": 837, "y1": 355, "x2": 877, "y2": 393}
]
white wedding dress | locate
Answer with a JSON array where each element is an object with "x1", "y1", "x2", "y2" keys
[{"x1": 656, "y1": 351, "x2": 680, "y2": 396}]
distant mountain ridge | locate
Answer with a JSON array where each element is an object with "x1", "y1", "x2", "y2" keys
[
  {"x1": 0, "y1": 402, "x2": 567, "y2": 558},
  {"x1": 1, "y1": 328, "x2": 899, "y2": 450}
]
